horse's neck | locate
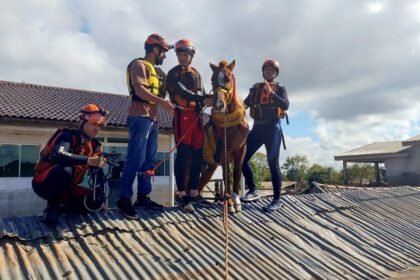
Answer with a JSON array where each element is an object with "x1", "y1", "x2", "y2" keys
[
  {"x1": 228, "y1": 93, "x2": 244, "y2": 113},
  {"x1": 227, "y1": 101, "x2": 239, "y2": 113}
]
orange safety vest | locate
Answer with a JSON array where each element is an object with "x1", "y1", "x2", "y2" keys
[
  {"x1": 168, "y1": 65, "x2": 203, "y2": 108},
  {"x1": 33, "y1": 129, "x2": 102, "y2": 194},
  {"x1": 248, "y1": 82, "x2": 286, "y2": 120}
]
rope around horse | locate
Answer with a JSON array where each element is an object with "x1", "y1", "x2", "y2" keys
[
  {"x1": 223, "y1": 111, "x2": 230, "y2": 280},
  {"x1": 140, "y1": 105, "x2": 206, "y2": 178}
]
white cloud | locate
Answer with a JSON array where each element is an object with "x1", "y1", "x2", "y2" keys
[
  {"x1": 367, "y1": 2, "x2": 384, "y2": 14},
  {"x1": 1, "y1": 0, "x2": 420, "y2": 171}
]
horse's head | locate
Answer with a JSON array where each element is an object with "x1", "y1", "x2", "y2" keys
[{"x1": 210, "y1": 60, "x2": 236, "y2": 113}]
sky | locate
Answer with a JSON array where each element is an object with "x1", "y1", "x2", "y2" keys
[{"x1": 1, "y1": 0, "x2": 420, "y2": 169}]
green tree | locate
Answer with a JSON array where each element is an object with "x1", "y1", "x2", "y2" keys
[
  {"x1": 306, "y1": 164, "x2": 330, "y2": 183},
  {"x1": 347, "y1": 163, "x2": 375, "y2": 185},
  {"x1": 281, "y1": 155, "x2": 309, "y2": 182},
  {"x1": 248, "y1": 159, "x2": 261, "y2": 189},
  {"x1": 329, "y1": 169, "x2": 343, "y2": 185},
  {"x1": 252, "y1": 152, "x2": 271, "y2": 182}
]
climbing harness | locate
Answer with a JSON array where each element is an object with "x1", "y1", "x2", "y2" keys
[{"x1": 84, "y1": 153, "x2": 121, "y2": 212}]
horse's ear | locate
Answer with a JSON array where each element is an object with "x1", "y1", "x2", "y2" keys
[
  {"x1": 227, "y1": 60, "x2": 236, "y2": 71},
  {"x1": 209, "y1": 62, "x2": 217, "y2": 72}
]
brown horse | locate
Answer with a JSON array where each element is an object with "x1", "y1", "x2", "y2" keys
[{"x1": 198, "y1": 60, "x2": 249, "y2": 213}]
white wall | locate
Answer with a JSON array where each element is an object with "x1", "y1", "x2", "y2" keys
[
  {"x1": 0, "y1": 177, "x2": 174, "y2": 217},
  {"x1": 385, "y1": 146, "x2": 420, "y2": 186},
  {"x1": 0, "y1": 178, "x2": 46, "y2": 216}
]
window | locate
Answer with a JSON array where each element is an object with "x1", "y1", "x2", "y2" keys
[
  {"x1": 20, "y1": 145, "x2": 39, "y2": 177},
  {"x1": 155, "y1": 152, "x2": 170, "y2": 176},
  {"x1": 0, "y1": 145, "x2": 19, "y2": 177},
  {"x1": 0, "y1": 144, "x2": 40, "y2": 177},
  {"x1": 102, "y1": 144, "x2": 171, "y2": 177}
]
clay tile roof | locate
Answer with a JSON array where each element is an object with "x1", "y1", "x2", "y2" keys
[{"x1": 0, "y1": 80, "x2": 175, "y2": 130}]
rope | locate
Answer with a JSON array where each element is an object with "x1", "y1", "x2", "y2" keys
[
  {"x1": 223, "y1": 111, "x2": 230, "y2": 280},
  {"x1": 140, "y1": 105, "x2": 206, "y2": 179}
]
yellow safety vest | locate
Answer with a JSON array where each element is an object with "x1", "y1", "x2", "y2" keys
[{"x1": 126, "y1": 58, "x2": 160, "y2": 104}]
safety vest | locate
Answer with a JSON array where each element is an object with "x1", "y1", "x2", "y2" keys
[
  {"x1": 126, "y1": 58, "x2": 160, "y2": 104},
  {"x1": 248, "y1": 82, "x2": 286, "y2": 120},
  {"x1": 33, "y1": 128, "x2": 102, "y2": 192},
  {"x1": 168, "y1": 65, "x2": 203, "y2": 108}
]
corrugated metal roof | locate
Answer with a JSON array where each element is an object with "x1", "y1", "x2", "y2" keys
[
  {"x1": 403, "y1": 135, "x2": 420, "y2": 146},
  {"x1": 1, "y1": 186, "x2": 419, "y2": 279},
  {"x1": 334, "y1": 141, "x2": 411, "y2": 160}
]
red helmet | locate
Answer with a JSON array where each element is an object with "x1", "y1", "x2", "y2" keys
[
  {"x1": 175, "y1": 39, "x2": 195, "y2": 56},
  {"x1": 144, "y1": 33, "x2": 172, "y2": 51},
  {"x1": 80, "y1": 104, "x2": 108, "y2": 126},
  {"x1": 262, "y1": 59, "x2": 280, "y2": 73}
]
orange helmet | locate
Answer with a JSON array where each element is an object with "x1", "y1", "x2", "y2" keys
[
  {"x1": 79, "y1": 104, "x2": 108, "y2": 126},
  {"x1": 262, "y1": 59, "x2": 280, "y2": 74},
  {"x1": 175, "y1": 39, "x2": 195, "y2": 56},
  {"x1": 144, "y1": 33, "x2": 172, "y2": 52}
]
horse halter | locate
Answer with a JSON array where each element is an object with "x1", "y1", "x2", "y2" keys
[{"x1": 212, "y1": 69, "x2": 235, "y2": 104}]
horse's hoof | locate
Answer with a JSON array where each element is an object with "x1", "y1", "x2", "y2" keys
[
  {"x1": 235, "y1": 203, "x2": 242, "y2": 213},
  {"x1": 228, "y1": 205, "x2": 235, "y2": 214},
  {"x1": 232, "y1": 192, "x2": 240, "y2": 203}
]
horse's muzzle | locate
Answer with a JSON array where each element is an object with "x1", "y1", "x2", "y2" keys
[{"x1": 213, "y1": 91, "x2": 226, "y2": 112}]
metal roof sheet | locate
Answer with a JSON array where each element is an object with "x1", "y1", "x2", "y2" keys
[
  {"x1": 403, "y1": 135, "x2": 420, "y2": 146},
  {"x1": 334, "y1": 141, "x2": 411, "y2": 160},
  {"x1": 1, "y1": 186, "x2": 419, "y2": 279}
]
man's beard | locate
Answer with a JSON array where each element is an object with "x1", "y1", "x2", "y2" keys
[{"x1": 156, "y1": 56, "x2": 164, "y2": 65}]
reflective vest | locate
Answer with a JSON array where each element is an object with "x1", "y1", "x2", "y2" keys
[
  {"x1": 33, "y1": 129, "x2": 102, "y2": 192},
  {"x1": 168, "y1": 65, "x2": 203, "y2": 107},
  {"x1": 126, "y1": 58, "x2": 160, "y2": 104},
  {"x1": 248, "y1": 82, "x2": 286, "y2": 120}
]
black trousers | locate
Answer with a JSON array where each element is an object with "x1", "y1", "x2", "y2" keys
[{"x1": 32, "y1": 165, "x2": 87, "y2": 212}]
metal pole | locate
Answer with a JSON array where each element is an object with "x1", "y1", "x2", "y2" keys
[{"x1": 169, "y1": 134, "x2": 175, "y2": 206}]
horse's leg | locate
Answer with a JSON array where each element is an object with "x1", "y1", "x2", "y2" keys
[
  {"x1": 198, "y1": 161, "x2": 217, "y2": 195},
  {"x1": 221, "y1": 159, "x2": 235, "y2": 214},
  {"x1": 232, "y1": 145, "x2": 246, "y2": 212}
]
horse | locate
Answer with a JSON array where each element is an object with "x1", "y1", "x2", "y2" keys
[{"x1": 198, "y1": 60, "x2": 249, "y2": 213}]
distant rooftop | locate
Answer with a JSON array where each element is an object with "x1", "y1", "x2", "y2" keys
[
  {"x1": 334, "y1": 140, "x2": 411, "y2": 161},
  {"x1": 402, "y1": 134, "x2": 420, "y2": 146}
]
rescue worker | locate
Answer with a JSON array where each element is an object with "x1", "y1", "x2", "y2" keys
[
  {"x1": 241, "y1": 59, "x2": 290, "y2": 212},
  {"x1": 118, "y1": 33, "x2": 175, "y2": 219},
  {"x1": 167, "y1": 39, "x2": 211, "y2": 212},
  {"x1": 32, "y1": 104, "x2": 108, "y2": 226}
]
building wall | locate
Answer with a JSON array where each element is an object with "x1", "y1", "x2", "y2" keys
[
  {"x1": 0, "y1": 123, "x2": 173, "y2": 217},
  {"x1": 385, "y1": 146, "x2": 420, "y2": 186}
]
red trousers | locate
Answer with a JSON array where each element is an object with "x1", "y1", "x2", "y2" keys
[{"x1": 174, "y1": 109, "x2": 204, "y2": 149}]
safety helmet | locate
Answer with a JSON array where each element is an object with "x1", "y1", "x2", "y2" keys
[
  {"x1": 79, "y1": 104, "x2": 108, "y2": 127},
  {"x1": 262, "y1": 59, "x2": 280, "y2": 74},
  {"x1": 144, "y1": 33, "x2": 173, "y2": 52},
  {"x1": 175, "y1": 39, "x2": 195, "y2": 56}
]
